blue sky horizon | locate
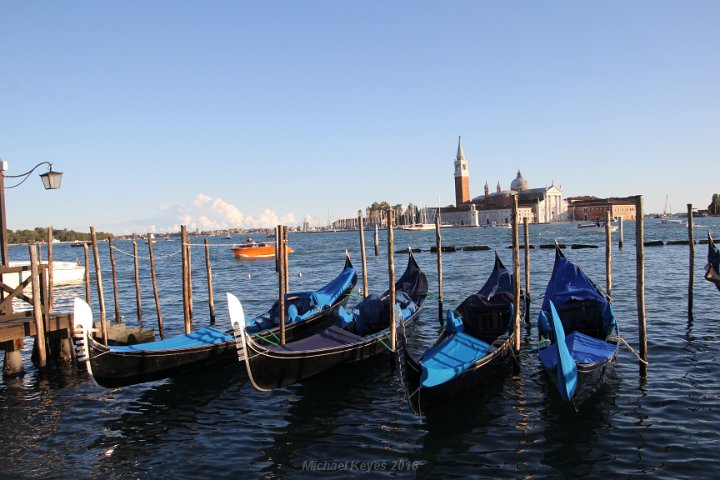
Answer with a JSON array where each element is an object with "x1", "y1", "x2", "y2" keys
[{"x1": 1, "y1": 1, "x2": 718, "y2": 235}]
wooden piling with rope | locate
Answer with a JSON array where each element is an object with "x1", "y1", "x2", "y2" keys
[
  {"x1": 46, "y1": 227, "x2": 54, "y2": 312},
  {"x1": 181, "y1": 226, "x2": 191, "y2": 334},
  {"x1": 688, "y1": 203, "x2": 694, "y2": 316},
  {"x1": 204, "y1": 237, "x2": 216, "y2": 325},
  {"x1": 635, "y1": 195, "x2": 648, "y2": 375},
  {"x1": 511, "y1": 196, "x2": 521, "y2": 353},
  {"x1": 133, "y1": 241, "x2": 142, "y2": 320},
  {"x1": 83, "y1": 243, "x2": 91, "y2": 303},
  {"x1": 29, "y1": 245, "x2": 47, "y2": 368},
  {"x1": 90, "y1": 226, "x2": 108, "y2": 345},
  {"x1": 435, "y1": 210, "x2": 443, "y2": 326},
  {"x1": 278, "y1": 224, "x2": 287, "y2": 345},
  {"x1": 374, "y1": 224, "x2": 379, "y2": 256},
  {"x1": 358, "y1": 210, "x2": 368, "y2": 297},
  {"x1": 523, "y1": 217, "x2": 530, "y2": 299},
  {"x1": 387, "y1": 210, "x2": 396, "y2": 352},
  {"x1": 605, "y1": 210, "x2": 612, "y2": 296},
  {"x1": 148, "y1": 232, "x2": 164, "y2": 339},
  {"x1": 109, "y1": 238, "x2": 121, "y2": 323}
]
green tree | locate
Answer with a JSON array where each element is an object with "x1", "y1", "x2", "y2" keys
[{"x1": 709, "y1": 194, "x2": 720, "y2": 215}]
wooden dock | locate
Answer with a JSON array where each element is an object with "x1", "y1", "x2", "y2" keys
[{"x1": 1, "y1": 253, "x2": 75, "y2": 376}]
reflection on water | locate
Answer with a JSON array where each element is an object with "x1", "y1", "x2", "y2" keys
[{"x1": 2, "y1": 219, "x2": 720, "y2": 478}]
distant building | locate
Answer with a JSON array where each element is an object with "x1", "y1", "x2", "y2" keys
[
  {"x1": 439, "y1": 139, "x2": 567, "y2": 226},
  {"x1": 567, "y1": 197, "x2": 637, "y2": 221}
]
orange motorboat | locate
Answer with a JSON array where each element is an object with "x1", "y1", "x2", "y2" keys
[{"x1": 231, "y1": 241, "x2": 293, "y2": 259}]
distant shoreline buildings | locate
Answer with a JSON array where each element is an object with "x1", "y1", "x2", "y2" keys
[{"x1": 434, "y1": 137, "x2": 568, "y2": 226}]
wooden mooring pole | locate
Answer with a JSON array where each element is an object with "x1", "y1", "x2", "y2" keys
[
  {"x1": 46, "y1": 227, "x2": 54, "y2": 312},
  {"x1": 635, "y1": 196, "x2": 648, "y2": 375},
  {"x1": 148, "y1": 233, "x2": 164, "y2": 339},
  {"x1": 387, "y1": 210, "x2": 396, "y2": 352},
  {"x1": 109, "y1": 238, "x2": 121, "y2": 323},
  {"x1": 83, "y1": 243, "x2": 91, "y2": 303},
  {"x1": 523, "y1": 217, "x2": 530, "y2": 299},
  {"x1": 435, "y1": 210, "x2": 443, "y2": 326},
  {"x1": 618, "y1": 217, "x2": 624, "y2": 249},
  {"x1": 204, "y1": 237, "x2": 216, "y2": 325},
  {"x1": 374, "y1": 224, "x2": 379, "y2": 256},
  {"x1": 511, "y1": 196, "x2": 521, "y2": 353},
  {"x1": 133, "y1": 241, "x2": 142, "y2": 320},
  {"x1": 688, "y1": 204, "x2": 694, "y2": 316},
  {"x1": 284, "y1": 226, "x2": 290, "y2": 292},
  {"x1": 278, "y1": 224, "x2": 286, "y2": 345},
  {"x1": 181, "y1": 226, "x2": 191, "y2": 334},
  {"x1": 90, "y1": 227, "x2": 108, "y2": 345},
  {"x1": 29, "y1": 245, "x2": 47, "y2": 368},
  {"x1": 605, "y1": 210, "x2": 613, "y2": 297},
  {"x1": 358, "y1": 210, "x2": 368, "y2": 297}
]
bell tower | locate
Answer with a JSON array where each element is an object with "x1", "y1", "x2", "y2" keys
[{"x1": 454, "y1": 136, "x2": 470, "y2": 206}]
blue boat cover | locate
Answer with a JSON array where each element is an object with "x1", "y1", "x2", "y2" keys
[
  {"x1": 419, "y1": 331, "x2": 490, "y2": 388},
  {"x1": 538, "y1": 250, "x2": 615, "y2": 338},
  {"x1": 541, "y1": 251, "x2": 605, "y2": 311},
  {"x1": 109, "y1": 327, "x2": 233, "y2": 352},
  {"x1": 539, "y1": 330, "x2": 618, "y2": 369},
  {"x1": 477, "y1": 254, "x2": 514, "y2": 299},
  {"x1": 246, "y1": 265, "x2": 356, "y2": 332}
]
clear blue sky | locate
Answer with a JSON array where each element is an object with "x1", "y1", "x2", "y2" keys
[{"x1": 1, "y1": 1, "x2": 718, "y2": 234}]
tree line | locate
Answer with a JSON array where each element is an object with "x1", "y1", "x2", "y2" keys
[{"x1": 7, "y1": 227, "x2": 113, "y2": 245}]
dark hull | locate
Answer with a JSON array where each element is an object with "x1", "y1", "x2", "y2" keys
[
  {"x1": 85, "y1": 339, "x2": 238, "y2": 388},
  {"x1": 82, "y1": 261, "x2": 357, "y2": 388},
  {"x1": 244, "y1": 313, "x2": 421, "y2": 390},
  {"x1": 540, "y1": 334, "x2": 619, "y2": 407},
  {"x1": 399, "y1": 334, "x2": 516, "y2": 415},
  {"x1": 242, "y1": 253, "x2": 428, "y2": 391}
]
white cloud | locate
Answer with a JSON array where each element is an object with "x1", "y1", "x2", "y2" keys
[{"x1": 149, "y1": 194, "x2": 299, "y2": 232}]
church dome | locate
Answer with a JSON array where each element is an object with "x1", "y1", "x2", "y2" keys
[{"x1": 510, "y1": 170, "x2": 529, "y2": 191}]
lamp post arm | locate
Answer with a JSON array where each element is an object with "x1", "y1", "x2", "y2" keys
[{"x1": 5, "y1": 161, "x2": 56, "y2": 189}]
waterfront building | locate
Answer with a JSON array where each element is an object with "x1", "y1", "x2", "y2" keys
[{"x1": 567, "y1": 196, "x2": 637, "y2": 221}]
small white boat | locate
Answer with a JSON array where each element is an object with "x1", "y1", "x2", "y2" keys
[
  {"x1": 2, "y1": 260, "x2": 86, "y2": 290},
  {"x1": 401, "y1": 223, "x2": 436, "y2": 231},
  {"x1": 660, "y1": 218, "x2": 687, "y2": 226},
  {"x1": 577, "y1": 222, "x2": 618, "y2": 232}
]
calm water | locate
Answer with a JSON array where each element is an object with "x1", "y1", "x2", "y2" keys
[{"x1": 1, "y1": 219, "x2": 719, "y2": 479}]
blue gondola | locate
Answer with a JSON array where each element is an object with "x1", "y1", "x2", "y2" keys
[
  {"x1": 232, "y1": 252, "x2": 428, "y2": 391},
  {"x1": 706, "y1": 233, "x2": 720, "y2": 292},
  {"x1": 537, "y1": 246, "x2": 619, "y2": 409},
  {"x1": 74, "y1": 255, "x2": 357, "y2": 388},
  {"x1": 398, "y1": 253, "x2": 524, "y2": 415}
]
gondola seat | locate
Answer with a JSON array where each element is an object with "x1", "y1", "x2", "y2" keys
[{"x1": 420, "y1": 331, "x2": 490, "y2": 388}]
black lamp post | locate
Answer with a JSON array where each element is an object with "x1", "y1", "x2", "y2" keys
[{"x1": 0, "y1": 160, "x2": 64, "y2": 266}]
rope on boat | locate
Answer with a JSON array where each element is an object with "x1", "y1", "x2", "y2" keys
[
  {"x1": 251, "y1": 331, "x2": 280, "y2": 346},
  {"x1": 110, "y1": 245, "x2": 183, "y2": 261},
  {"x1": 607, "y1": 335, "x2": 649, "y2": 365}
]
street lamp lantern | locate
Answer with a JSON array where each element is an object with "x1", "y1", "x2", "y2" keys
[
  {"x1": 39, "y1": 167, "x2": 63, "y2": 190},
  {"x1": 0, "y1": 160, "x2": 65, "y2": 267}
]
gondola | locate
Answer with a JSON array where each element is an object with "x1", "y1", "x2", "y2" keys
[
  {"x1": 231, "y1": 251, "x2": 428, "y2": 391},
  {"x1": 705, "y1": 233, "x2": 720, "y2": 292},
  {"x1": 537, "y1": 246, "x2": 619, "y2": 409},
  {"x1": 398, "y1": 253, "x2": 524, "y2": 415},
  {"x1": 73, "y1": 256, "x2": 357, "y2": 388}
]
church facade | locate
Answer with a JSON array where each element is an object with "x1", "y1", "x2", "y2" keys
[{"x1": 433, "y1": 138, "x2": 568, "y2": 226}]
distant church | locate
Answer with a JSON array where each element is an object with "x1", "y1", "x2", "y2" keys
[{"x1": 435, "y1": 137, "x2": 568, "y2": 226}]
